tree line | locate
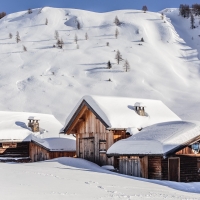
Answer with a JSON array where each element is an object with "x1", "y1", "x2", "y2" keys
[
  {"x1": 0, "y1": 12, "x2": 6, "y2": 19},
  {"x1": 179, "y1": 4, "x2": 200, "y2": 18}
]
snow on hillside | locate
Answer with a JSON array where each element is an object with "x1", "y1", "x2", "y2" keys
[
  {"x1": 0, "y1": 7, "x2": 200, "y2": 123},
  {"x1": 0, "y1": 157, "x2": 200, "y2": 199}
]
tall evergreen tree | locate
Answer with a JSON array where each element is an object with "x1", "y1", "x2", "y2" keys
[
  {"x1": 45, "y1": 18, "x2": 48, "y2": 25},
  {"x1": 115, "y1": 28, "x2": 119, "y2": 39},
  {"x1": 107, "y1": 61, "x2": 112, "y2": 69},
  {"x1": 123, "y1": 60, "x2": 130, "y2": 72},
  {"x1": 114, "y1": 16, "x2": 120, "y2": 26},
  {"x1": 115, "y1": 50, "x2": 123, "y2": 64},
  {"x1": 142, "y1": 6, "x2": 148, "y2": 13},
  {"x1": 16, "y1": 31, "x2": 21, "y2": 43},
  {"x1": 190, "y1": 14, "x2": 195, "y2": 29},
  {"x1": 77, "y1": 21, "x2": 81, "y2": 29}
]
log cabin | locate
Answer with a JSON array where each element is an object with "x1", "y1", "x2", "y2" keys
[
  {"x1": 107, "y1": 121, "x2": 200, "y2": 182},
  {"x1": 61, "y1": 95, "x2": 180, "y2": 166},
  {"x1": 0, "y1": 111, "x2": 76, "y2": 162}
]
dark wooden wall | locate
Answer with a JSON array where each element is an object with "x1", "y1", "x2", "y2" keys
[{"x1": 0, "y1": 142, "x2": 29, "y2": 158}]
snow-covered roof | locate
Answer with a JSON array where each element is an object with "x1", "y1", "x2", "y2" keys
[
  {"x1": 63, "y1": 95, "x2": 181, "y2": 131},
  {"x1": 0, "y1": 111, "x2": 76, "y2": 151},
  {"x1": 107, "y1": 121, "x2": 200, "y2": 156}
]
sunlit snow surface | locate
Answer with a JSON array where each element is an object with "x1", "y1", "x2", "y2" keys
[{"x1": 0, "y1": 7, "x2": 200, "y2": 124}]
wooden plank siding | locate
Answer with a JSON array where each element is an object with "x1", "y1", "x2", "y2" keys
[{"x1": 72, "y1": 109, "x2": 129, "y2": 166}]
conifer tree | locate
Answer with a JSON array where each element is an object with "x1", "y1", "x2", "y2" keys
[
  {"x1": 74, "y1": 34, "x2": 78, "y2": 44},
  {"x1": 16, "y1": 31, "x2": 21, "y2": 43},
  {"x1": 77, "y1": 21, "x2": 81, "y2": 29},
  {"x1": 23, "y1": 45, "x2": 27, "y2": 51},
  {"x1": 114, "y1": 16, "x2": 120, "y2": 26},
  {"x1": 190, "y1": 14, "x2": 195, "y2": 29},
  {"x1": 115, "y1": 28, "x2": 119, "y2": 39},
  {"x1": 45, "y1": 18, "x2": 48, "y2": 25},
  {"x1": 28, "y1": 8, "x2": 32, "y2": 14},
  {"x1": 107, "y1": 61, "x2": 112, "y2": 69},
  {"x1": 115, "y1": 50, "x2": 123, "y2": 64},
  {"x1": 9, "y1": 33, "x2": 12, "y2": 39},
  {"x1": 54, "y1": 30, "x2": 59, "y2": 40},
  {"x1": 141, "y1": 37, "x2": 144, "y2": 42},
  {"x1": 142, "y1": 6, "x2": 148, "y2": 13},
  {"x1": 123, "y1": 60, "x2": 130, "y2": 72},
  {"x1": 85, "y1": 32, "x2": 88, "y2": 40}
]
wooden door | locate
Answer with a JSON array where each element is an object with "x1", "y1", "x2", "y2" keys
[
  {"x1": 168, "y1": 158, "x2": 180, "y2": 182},
  {"x1": 83, "y1": 137, "x2": 94, "y2": 162}
]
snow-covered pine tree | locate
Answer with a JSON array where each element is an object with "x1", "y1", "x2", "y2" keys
[
  {"x1": 190, "y1": 14, "x2": 195, "y2": 29},
  {"x1": 107, "y1": 61, "x2": 112, "y2": 69},
  {"x1": 28, "y1": 8, "x2": 32, "y2": 14},
  {"x1": 85, "y1": 32, "x2": 88, "y2": 40},
  {"x1": 123, "y1": 60, "x2": 130, "y2": 72},
  {"x1": 23, "y1": 45, "x2": 27, "y2": 51},
  {"x1": 54, "y1": 30, "x2": 59, "y2": 40},
  {"x1": 114, "y1": 16, "x2": 120, "y2": 26},
  {"x1": 74, "y1": 34, "x2": 78, "y2": 44},
  {"x1": 142, "y1": 6, "x2": 148, "y2": 13},
  {"x1": 45, "y1": 18, "x2": 48, "y2": 25},
  {"x1": 115, "y1": 28, "x2": 119, "y2": 39},
  {"x1": 77, "y1": 21, "x2": 81, "y2": 29},
  {"x1": 115, "y1": 50, "x2": 123, "y2": 64},
  {"x1": 16, "y1": 31, "x2": 21, "y2": 43},
  {"x1": 9, "y1": 33, "x2": 12, "y2": 39}
]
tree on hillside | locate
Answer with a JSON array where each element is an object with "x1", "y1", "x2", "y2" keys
[
  {"x1": 9, "y1": 33, "x2": 13, "y2": 39},
  {"x1": 77, "y1": 20, "x2": 81, "y2": 29},
  {"x1": 123, "y1": 60, "x2": 130, "y2": 72},
  {"x1": 192, "y1": 4, "x2": 200, "y2": 16},
  {"x1": 114, "y1": 16, "x2": 120, "y2": 26},
  {"x1": 142, "y1": 6, "x2": 148, "y2": 13},
  {"x1": 179, "y1": 4, "x2": 190, "y2": 18},
  {"x1": 141, "y1": 37, "x2": 144, "y2": 42},
  {"x1": 115, "y1": 28, "x2": 119, "y2": 39},
  {"x1": 190, "y1": 13, "x2": 195, "y2": 29},
  {"x1": 107, "y1": 61, "x2": 112, "y2": 69},
  {"x1": 161, "y1": 13, "x2": 164, "y2": 20},
  {"x1": 85, "y1": 32, "x2": 88, "y2": 40},
  {"x1": 45, "y1": 18, "x2": 48, "y2": 25},
  {"x1": 23, "y1": 45, "x2": 27, "y2": 51},
  {"x1": 54, "y1": 30, "x2": 59, "y2": 40},
  {"x1": 28, "y1": 8, "x2": 33, "y2": 14},
  {"x1": 106, "y1": 42, "x2": 109, "y2": 46},
  {"x1": 74, "y1": 34, "x2": 78, "y2": 44},
  {"x1": 0, "y1": 12, "x2": 6, "y2": 19},
  {"x1": 16, "y1": 31, "x2": 21, "y2": 43},
  {"x1": 115, "y1": 50, "x2": 123, "y2": 64}
]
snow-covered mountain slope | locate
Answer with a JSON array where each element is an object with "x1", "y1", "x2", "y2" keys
[{"x1": 0, "y1": 7, "x2": 200, "y2": 123}]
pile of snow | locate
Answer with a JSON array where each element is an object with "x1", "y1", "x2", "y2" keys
[
  {"x1": 0, "y1": 157, "x2": 200, "y2": 199},
  {"x1": 0, "y1": 7, "x2": 199, "y2": 124},
  {"x1": 63, "y1": 95, "x2": 181, "y2": 130},
  {"x1": 107, "y1": 121, "x2": 200, "y2": 156},
  {"x1": 0, "y1": 111, "x2": 76, "y2": 151}
]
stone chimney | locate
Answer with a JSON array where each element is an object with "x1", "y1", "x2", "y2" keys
[
  {"x1": 135, "y1": 103, "x2": 146, "y2": 116},
  {"x1": 28, "y1": 117, "x2": 40, "y2": 132}
]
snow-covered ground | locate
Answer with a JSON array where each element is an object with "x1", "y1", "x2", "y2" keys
[
  {"x1": 0, "y1": 7, "x2": 200, "y2": 123},
  {"x1": 0, "y1": 157, "x2": 199, "y2": 200}
]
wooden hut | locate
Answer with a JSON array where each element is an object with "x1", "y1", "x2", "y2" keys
[
  {"x1": 107, "y1": 121, "x2": 200, "y2": 182},
  {"x1": 0, "y1": 111, "x2": 76, "y2": 162},
  {"x1": 61, "y1": 95, "x2": 180, "y2": 166}
]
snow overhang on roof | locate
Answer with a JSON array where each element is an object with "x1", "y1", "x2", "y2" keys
[
  {"x1": 107, "y1": 121, "x2": 200, "y2": 156},
  {"x1": 62, "y1": 95, "x2": 181, "y2": 133}
]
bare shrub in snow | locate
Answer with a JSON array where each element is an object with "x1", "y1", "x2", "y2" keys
[
  {"x1": 23, "y1": 45, "x2": 27, "y2": 51},
  {"x1": 190, "y1": 14, "x2": 195, "y2": 29},
  {"x1": 123, "y1": 60, "x2": 130, "y2": 72},
  {"x1": 85, "y1": 32, "x2": 88, "y2": 40},
  {"x1": 142, "y1": 6, "x2": 148, "y2": 13},
  {"x1": 28, "y1": 8, "x2": 33, "y2": 14},
  {"x1": 114, "y1": 16, "x2": 120, "y2": 26},
  {"x1": 115, "y1": 50, "x2": 123, "y2": 64},
  {"x1": 74, "y1": 34, "x2": 78, "y2": 44},
  {"x1": 9, "y1": 33, "x2": 12, "y2": 39},
  {"x1": 106, "y1": 42, "x2": 109, "y2": 46},
  {"x1": 141, "y1": 37, "x2": 144, "y2": 42},
  {"x1": 56, "y1": 39, "x2": 63, "y2": 49},
  {"x1": 16, "y1": 31, "x2": 21, "y2": 43},
  {"x1": 45, "y1": 18, "x2": 48, "y2": 25},
  {"x1": 107, "y1": 61, "x2": 112, "y2": 69},
  {"x1": 115, "y1": 28, "x2": 119, "y2": 39},
  {"x1": 54, "y1": 30, "x2": 59, "y2": 40}
]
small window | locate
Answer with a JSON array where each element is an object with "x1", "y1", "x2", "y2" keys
[{"x1": 191, "y1": 143, "x2": 200, "y2": 154}]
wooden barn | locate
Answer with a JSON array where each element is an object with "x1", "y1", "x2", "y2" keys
[
  {"x1": 0, "y1": 111, "x2": 76, "y2": 162},
  {"x1": 107, "y1": 121, "x2": 200, "y2": 182},
  {"x1": 61, "y1": 95, "x2": 180, "y2": 166}
]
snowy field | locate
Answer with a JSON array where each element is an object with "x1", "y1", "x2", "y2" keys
[
  {"x1": 0, "y1": 158, "x2": 199, "y2": 200},
  {"x1": 0, "y1": 7, "x2": 200, "y2": 123}
]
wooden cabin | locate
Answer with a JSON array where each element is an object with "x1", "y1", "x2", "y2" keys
[
  {"x1": 107, "y1": 121, "x2": 200, "y2": 182},
  {"x1": 0, "y1": 111, "x2": 76, "y2": 162},
  {"x1": 61, "y1": 95, "x2": 180, "y2": 166}
]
